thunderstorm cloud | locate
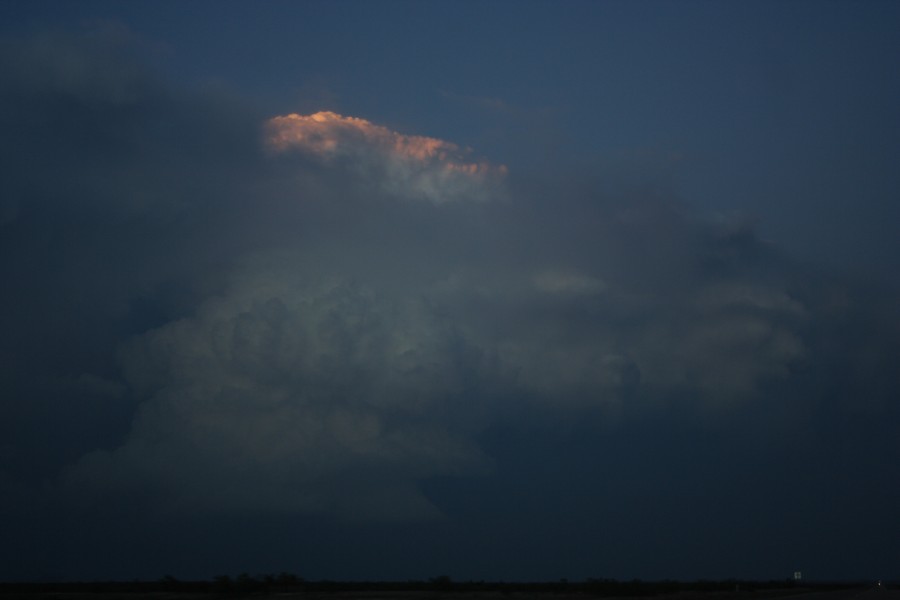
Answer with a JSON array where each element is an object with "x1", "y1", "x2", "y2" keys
[{"x1": 1, "y1": 23, "x2": 899, "y2": 581}]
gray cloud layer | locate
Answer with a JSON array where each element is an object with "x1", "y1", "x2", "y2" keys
[{"x1": 2, "y1": 27, "x2": 899, "y2": 560}]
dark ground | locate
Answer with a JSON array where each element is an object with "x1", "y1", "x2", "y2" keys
[{"x1": 0, "y1": 580, "x2": 893, "y2": 600}]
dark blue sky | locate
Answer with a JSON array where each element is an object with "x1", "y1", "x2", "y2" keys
[{"x1": 1, "y1": 0, "x2": 899, "y2": 583}]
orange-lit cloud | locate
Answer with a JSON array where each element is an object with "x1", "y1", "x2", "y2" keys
[{"x1": 265, "y1": 111, "x2": 506, "y2": 203}]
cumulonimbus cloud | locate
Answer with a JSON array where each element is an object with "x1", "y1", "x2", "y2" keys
[
  {"x1": 64, "y1": 266, "x2": 494, "y2": 520},
  {"x1": 265, "y1": 111, "x2": 507, "y2": 203},
  {"x1": 6, "y1": 30, "x2": 899, "y2": 532}
]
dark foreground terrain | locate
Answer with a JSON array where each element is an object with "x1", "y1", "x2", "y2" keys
[{"x1": 0, "y1": 579, "x2": 894, "y2": 600}]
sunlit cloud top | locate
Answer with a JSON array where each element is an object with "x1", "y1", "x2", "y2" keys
[{"x1": 265, "y1": 111, "x2": 507, "y2": 203}]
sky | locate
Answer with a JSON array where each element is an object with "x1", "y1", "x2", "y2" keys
[{"x1": 1, "y1": 0, "x2": 899, "y2": 584}]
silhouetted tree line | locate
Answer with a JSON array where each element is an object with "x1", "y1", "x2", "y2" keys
[{"x1": 0, "y1": 575, "x2": 874, "y2": 597}]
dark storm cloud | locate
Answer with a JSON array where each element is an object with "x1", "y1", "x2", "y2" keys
[
  {"x1": 2, "y1": 26, "x2": 900, "y2": 579},
  {"x1": 0, "y1": 27, "x2": 269, "y2": 488}
]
